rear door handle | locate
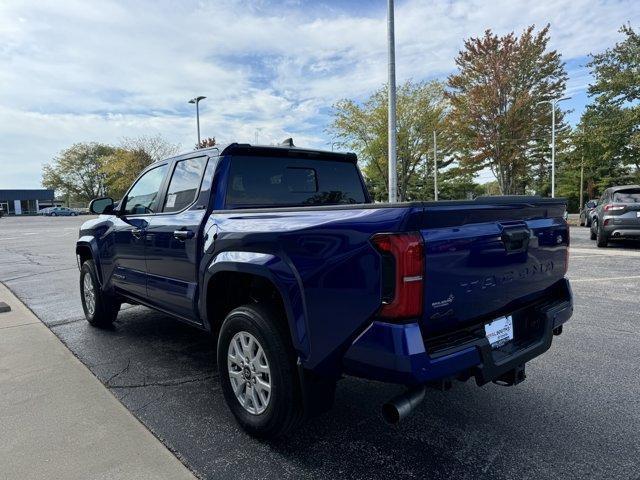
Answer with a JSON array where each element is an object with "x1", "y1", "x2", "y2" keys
[{"x1": 173, "y1": 229, "x2": 194, "y2": 241}]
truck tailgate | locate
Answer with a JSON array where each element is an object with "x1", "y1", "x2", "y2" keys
[{"x1": 419, "y1": 199, "x2": 568, "y2": 336}]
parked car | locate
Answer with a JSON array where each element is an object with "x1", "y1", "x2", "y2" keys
[
  {"x1": 579, "y1": 200, "x2": 598, "y2": 227},
  {"x1": 590, "y1": 185, "x2": 640, "y2": 247},
  {"x1": 47, "y1": 206, "x2": 78, "y2": 216},
  {"x1": 77, "y1": 142, "x2": 572, "y2": 438}
]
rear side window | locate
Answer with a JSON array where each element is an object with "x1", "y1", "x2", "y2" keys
[
  {"x1": 613, "y1": 190, "x2": 640, "y2": 203},
  {"x1": 226, "y1": 156, "x2": 366, "y2": 208},
  {"x1": 163, "y1": 157, "x2": 207, "y2": 212}
]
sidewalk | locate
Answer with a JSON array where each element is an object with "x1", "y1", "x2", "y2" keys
[{"x1": 0, "y1": 283, "x2": 197, "y2": 480}]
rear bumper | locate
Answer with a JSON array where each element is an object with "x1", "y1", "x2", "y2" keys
[
  {"x1": 603, "y1": 226, "x2": 640, "y2": 238},
  {"x1": 343, "y1": 279, "x2": 573, "y2": 386}
]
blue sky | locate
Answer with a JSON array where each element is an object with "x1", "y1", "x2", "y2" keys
[{"x1": 1, "y1": 0, "x2": 638, "y2": 188}]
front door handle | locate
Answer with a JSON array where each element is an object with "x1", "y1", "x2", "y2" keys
[
  {"x1": 132, "y1": 228, "x2": 144, "y2": 239},
  {"x1": 173, "y1": 229, "x2": 194, "y2": 241}
]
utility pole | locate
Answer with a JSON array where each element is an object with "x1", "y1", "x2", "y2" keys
[
  {"x1": 433, "y1": 130, "x2": 438, "y2": 201},
  {"x1": 579, "y1": 154, "x2": 584, "y2": 209},
  {"x1": 387, "y1": 0, "x2": 397, "y2": 203},
  {"x1": 551, "y1": 103, "x2": 556, "y2": 198}
]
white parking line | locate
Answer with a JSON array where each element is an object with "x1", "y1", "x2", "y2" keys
[
  {"x1": 570, "y1": 247, "x2": 640, "y2": 257},
  {"x1": 570, "y1": 275, "x2": 640, "y2": 283}
]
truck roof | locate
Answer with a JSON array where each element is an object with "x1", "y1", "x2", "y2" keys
[{"x1": 168, "y1": 143, "x2": 357, "y2": 163}]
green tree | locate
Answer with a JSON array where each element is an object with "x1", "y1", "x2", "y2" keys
[
  {"x1": 42, "y1": 143, "x2": 115, "y2": 202},
  {"x1": 559, "y1": 25, "x2": 639, "y2": 207},
  {"x1": 329, "y1": 80, "x2": 450, "y2": 202},
  {"x1": 446, "y1": 25, "x2": 568, "y2": 195}
]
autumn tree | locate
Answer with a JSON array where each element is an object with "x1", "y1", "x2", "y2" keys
[
  {"x1": 329, "y1": 80, "x2": 450, "y2": 201},
  {"x1": 100, "y1": 148, "x2": 154, "y2": 200},
  {"x1": 446, "y1": 25, "x2": 568, "y2": 194},
  {"x1": 101, "y1": 135, "x2": 180, "y2": 199},
  {"x1": 196, "y1": 137, "x2": 217, "y2": 149},
  {"x1": 43, "y1": 143, "x2": 115, "y2": 202}
]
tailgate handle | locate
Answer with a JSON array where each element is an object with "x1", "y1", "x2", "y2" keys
[{"x1": 501, "y1": 228, "x2": 530, "y2": 253}]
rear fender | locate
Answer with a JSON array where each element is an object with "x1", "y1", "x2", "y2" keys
[{"x1": 201, "y1": 251, "x2": 310, "y2": 359}]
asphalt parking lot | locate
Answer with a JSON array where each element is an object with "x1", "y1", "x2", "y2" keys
[{"x1": 1, "y1": 215, "x2": 638, "y2": 480}]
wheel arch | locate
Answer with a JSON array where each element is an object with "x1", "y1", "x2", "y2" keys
[
  {"x1": 201, "y1": 252, "x2": 309, "y2": 360},
  {"x1": 76, "y1": 237, "x2": 103, "y2": 285}
]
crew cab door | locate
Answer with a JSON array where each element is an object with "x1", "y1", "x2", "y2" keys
[
  {"x1": 144, "y1": 155, "x2": 215, "y2": 321},
  {"x1": 112, "y1": 163, "x2": 169, "y2": 298}
]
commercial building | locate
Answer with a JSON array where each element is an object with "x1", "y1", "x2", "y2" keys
[{"x1": 0, "y1": 189, "x2": 55, "y2": 215}]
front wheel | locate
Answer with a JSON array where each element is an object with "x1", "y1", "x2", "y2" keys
[
  {"x1": 80, "y1": 260, "x2": 119, "y2": 327},
  {"x1": 217, "y1": 304, "x2": 303, "y2": 438}
]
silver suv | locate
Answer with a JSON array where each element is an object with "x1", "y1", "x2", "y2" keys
[{"x1": 591, "y1": 185, "x2": 640, "y2": 247}]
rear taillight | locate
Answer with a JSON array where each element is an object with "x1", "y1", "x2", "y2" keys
[
  {"x1": 371, "y1": 232, "x2": 424, "y2": 320},
  {"x1": 604, "y1": 204, "x2": 625, "y2": 212}
]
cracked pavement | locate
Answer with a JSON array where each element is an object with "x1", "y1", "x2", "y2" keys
[{"x1": 0, "y1": 215, "x2": 638, "y2": 480}]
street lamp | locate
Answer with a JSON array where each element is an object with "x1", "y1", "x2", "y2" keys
[
  {"x1": 188, "y1": 96, "x2": 206, "y2": 146},
  {"x1": 538, "y1": 96, "x2": 571, "y2": 197}
]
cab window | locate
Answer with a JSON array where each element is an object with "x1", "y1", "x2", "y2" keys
[
  {"x1": 123, "y1": 164, "x2": 168, "y2": 215},
  {"x1": 163, "y1": 157, "x2": 207, "y2": 213}
]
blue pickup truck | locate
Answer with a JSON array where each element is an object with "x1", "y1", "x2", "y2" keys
[{"x1": 77, "y1": 142, "x2": 572, "y2": 437}]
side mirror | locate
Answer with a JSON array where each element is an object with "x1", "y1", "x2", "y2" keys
[{"x1": 89, "y1": 197, "x2": 115, "y2": 215}]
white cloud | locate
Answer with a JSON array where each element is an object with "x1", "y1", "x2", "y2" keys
[{"x1": 0, "y1": 0, "x2": 638, "y2": 188}]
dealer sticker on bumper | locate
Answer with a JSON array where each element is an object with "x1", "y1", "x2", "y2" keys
[{"x1": 485, "y1": 316, "x2": 514, "y2": 348}]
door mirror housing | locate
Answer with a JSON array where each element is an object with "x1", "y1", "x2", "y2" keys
[{"x1": 89, "y1": 197, "x2": 115, "y2": 215}]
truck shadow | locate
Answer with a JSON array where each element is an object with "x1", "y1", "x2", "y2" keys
[{"x1": 52, "y1": 306, "x2": 614, "y2": 480}]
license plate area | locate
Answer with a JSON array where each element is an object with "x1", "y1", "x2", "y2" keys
[{"x1": 485, "y1": 315, "x2": 514, "y2": 349}]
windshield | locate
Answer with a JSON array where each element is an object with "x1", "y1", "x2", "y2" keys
[
  {"x1": 613, "y1": 190, "x2": 640, "y2": 203},
  {"x1": 226, "y1": 156, "x2": 368, "y2": 208}
]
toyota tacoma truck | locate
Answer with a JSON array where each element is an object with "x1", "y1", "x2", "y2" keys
[{"x1": 77, "y1": 141, "x2": 572, "y2": 438}]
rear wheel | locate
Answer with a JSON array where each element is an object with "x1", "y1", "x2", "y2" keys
[
  {"x1": 80, "y1": 260, "x2": 119, "y2": 327},
  {"x1": 596, "y1": 222, "x2": 609, "y2": 248},
  {"x1": 590, "y1": 220, "x2": 597, "y2": 240},
  {"x1": 217, "y1": 304, "x2": 303, "y2": 438}
]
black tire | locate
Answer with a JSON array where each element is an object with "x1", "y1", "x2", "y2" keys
[
  {"x1": 80, "y1": 260, "x2": 119, "y2": 327},
  {"x1": 596, "y1": 222, "x2": 609, "y2": 248},
  {"x1": 51, "y1": 213, "x2": 57, "y2": 216},
  {"x1": 217, "y1": 304, "x2": 303, "y2": 438},
  {"x1": 586, "y1": 217, "x2": 592, "y2": 228},
  {"x1": 590, "y1": 220, "x2": 597, "y2": 240}
]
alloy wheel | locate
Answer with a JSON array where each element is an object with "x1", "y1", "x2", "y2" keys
[{"x1": 227, "y1": 331, "x2": 271, "y2": 415}]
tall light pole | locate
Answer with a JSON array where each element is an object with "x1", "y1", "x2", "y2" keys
[
  {"x1": 433, "y1": 130, "x2": 438, "y2": 201},
  {"x1": 387, "y1": 0, "x2": 398, "y2": 203},
  {"x1": 538, "y1": 96, "x2": 571, "y2": 197},
  {"x1": 188, "y1": 96, "x2": 206, "y2": 146}
]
